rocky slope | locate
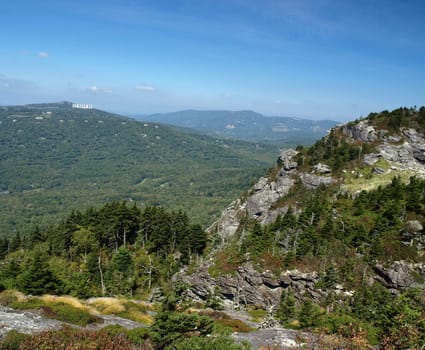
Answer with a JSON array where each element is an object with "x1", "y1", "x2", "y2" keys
[{"x1": 179, "y1": 108, "x2": 425, "y2": 312}]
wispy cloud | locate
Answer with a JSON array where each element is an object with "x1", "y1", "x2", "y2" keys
[
  {"x1": 87, "y1": 85, "x2": 112, "y2": 94},
  {"x1": 135, "y1": 85, "x2": 155, "y2": 91},
  {"x1": 38, "y1": 51, "x2": 49, "y2": 58},
  {"x1": 0, "y1": 74, "x2": 37, "y2": 90}
]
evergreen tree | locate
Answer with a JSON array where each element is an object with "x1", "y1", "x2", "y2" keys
[
  {"x1": 276, "y1": 289, "x2": 297, "y2": 324},
  {"x1": 17, "y1": 251, "x2": 61, "y2": 295}
]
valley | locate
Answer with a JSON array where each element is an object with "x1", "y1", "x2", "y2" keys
[{"x1": 0, "y1": 102, "x2": 278, "y2": 234}]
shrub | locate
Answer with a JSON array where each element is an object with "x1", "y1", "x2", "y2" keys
[
  {"x1": 0, "y1": 330, "x2": 30, "y2": 350},
  {"x1": 47, "y1": 302, "x2": 101, "y2": 326},
  {"x1": 127, "y1": 327, "x2": 150, "y2": 345}
]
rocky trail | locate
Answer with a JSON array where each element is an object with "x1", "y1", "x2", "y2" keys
[{"x1": 0, "y1": 305, "x2": 304, "y2": 349}]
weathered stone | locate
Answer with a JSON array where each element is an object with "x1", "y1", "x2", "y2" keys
[
  {"x1": 374, "y1": 261, "x2": 425, "y2": 289},
  {"x1": 363, "y1": 153, "x2": 381, "y2": 166},
  {"x1": 313, "y1": 162, "x2": 332, "y2": 174},
  {"x1": 262, "y1": 271, "x2": 280, "y2": 288},
  {"x1": 208, "y1": 198, "x2": 246, "y2": 239},
  {"x1": 341, "y1": 121, "x2": 379, "y2": 142},
  {"x1": 278, "y1": 149, "x2": 298, "y2": 171},
  {"x1": 406, "y1": 220, "x2": 424, "y2": 233},
  {"x1": 403, "y1": 128, "x2": 425, "y2": 144},
  {"x1": 300, "y1": 173, "x2": 335, "y2": 188},
  {"x1": 372, "y1": 167, "x2": 385, "y2": 174}
]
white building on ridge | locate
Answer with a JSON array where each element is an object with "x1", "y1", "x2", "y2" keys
[{"x1": 72, "y1": 103, "x2": 93, "y2": 109}]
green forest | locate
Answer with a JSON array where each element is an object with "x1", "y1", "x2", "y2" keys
[{"x1": 0, "y1": 102, "x2": 278, "y2": 234}]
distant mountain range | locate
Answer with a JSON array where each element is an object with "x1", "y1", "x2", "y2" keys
[
  {"x1": 141, "y1": 110, "x2": 338, "y2": 145},
  {"x1": 0, "y1": 102, "x2": 278, "y2": 234}
]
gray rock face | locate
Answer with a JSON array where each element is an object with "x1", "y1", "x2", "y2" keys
[
  {"x1": 246, "y1": 175, "x2": 295, "y2": 218},
  {"x1": 372, "y1": 167, "x2": 385, "y2": 174},
  {"x1": 209, "y1": 198, "x2": 246, "y2": 240},
  {"x1": 363, "y1": 153, "x2": 381, "y2": 166},
  {"x1": 278, "y1": 149, "x2": 298, "y2": 171},
  {"x1": 374, "y1": 261, "x2": 425, "y2": 289},
  {"x1": 313, "y1": 163, "x2": 332, "y2": 174},
  {"x1": 401, "y1": 220, "x2": 425, "y2": 249},
  {"x1": 0, "y1": 307, "x2": 63, "y2": 337},
  {"x1": 233, "y1": 328, "x2": 300, "y2": 350},
  {"x1": 209, "y1": 147, "x2": 338, "y2": 239},
  {"x1": 373, "y1": 127, "x2": 425, "y2": 173},
  {"x1": 342, "y1": 121, "x2": 378, "y2": 142},
  {"x1": 179, "y1": 263, "x2": 323, "y2": 309},
  {"x1": 300, "y1": 173, "x2": 335, "y2": 188}
]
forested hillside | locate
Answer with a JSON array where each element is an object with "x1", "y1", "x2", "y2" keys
[
  {"x1": 183, "y1": 107, "x2": 425, "y2": 348},
  {"x1": 0, "y1": 102, "x2": 278, "y2": 234}
]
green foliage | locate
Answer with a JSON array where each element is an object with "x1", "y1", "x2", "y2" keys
[
  {"x1": 126, "y1": 327, "x2": 150, "y2": 346},
  {"x1": 47, "y1": 303, "x2": 101, "y2": 326},
  {"x1": 276, "y1": 289, "x2": 297, "y2": 325},
  {"x1": 16, "y1": 250, "x2": 61, "y2": 295},
  {"x1": 12, "y1": 326, "x2": 141, "y2": 350},
  {"x1": 318, "y1": 313, "x2": 379, "y2": 345},
  {"x1": 150, "y1": 311, "x2": 214, "y2": 349},
  {"x1": 0, "y1": 330, "x2": 30, "y2": 350},
  {"x1": 0, "y1": 103, "x2": 276, "y2": 234},
  {"x1": 168, "y1": 335, "x2": 252, "y2": 350},
  {"x1": 0, "y1": 201, "x2": 208, "y2": 298},
  {"x1": 298, "y1": 299, "x2": 322, "y2": 328}
]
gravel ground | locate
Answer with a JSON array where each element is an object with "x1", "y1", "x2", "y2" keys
[{"x1": 232, "y1": 327, "x2": 302, "y2": 350}]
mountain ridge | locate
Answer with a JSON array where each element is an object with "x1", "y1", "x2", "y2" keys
[
  {"x1": 178, "y1": 106, "x2": 425, "y2": 347},
  {"x1": 141, "y1": 109, "x2": 338, "y2": 144}
]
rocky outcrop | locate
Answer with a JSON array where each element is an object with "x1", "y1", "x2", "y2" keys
[
  {"x1": 374, "y1": 260, "x2": 425, "y2": 291},
  {"x1": 179, "y1": 263, "x2": 325, "y2": 309},
  {"x1": 342, "y1": 121, "x2": 379, "y2": 142},
  {"x1": 278, "y1": 149, "x2": 298, "y2": 170},
  {"x1": 208, "y1": 148, "x2": 338, "y2": 238},
  {"x1": 363, "y1": 153, "x2": 381, "y2": 166},
  {"x1": 300, "y1": 173, "x2": 335, "y2": 188},
  {"x1": 0, "y1": 306, "x2": 144, "y2": 338},
  {"x1": 246, "y1": 175, "x2": 294, "y2": 218},
  {"x1": 210, "y1": 199, "x2": 246, "y2": 240},
  {"x1": 313, "y1": 163, "x2": 332, "y2": 174},
  {"x1": 401, "y1": 220, "x2": 425, "y2": 250}
]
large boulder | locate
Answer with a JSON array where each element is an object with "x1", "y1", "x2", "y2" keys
[
  {"x1": 300, "y1": 173, "x2": 335, "y2": 188},
  {"x1": 341, "y1": 121, "x2": 378, "y2": 142},
  {"x1": 374, "y1": 261, "x2": 425, "y2": 290}
]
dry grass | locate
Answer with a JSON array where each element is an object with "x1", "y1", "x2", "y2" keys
[
  {"x1": 40, "y1": 295, "x2": 86, "y2": 309},
  {"x1": 88, "y1": 297, "x2": 126, "y2": 314},
  {"x1": 0, "y1": 289, "x2": 26, "y2": 305},
  {"x1": 87, "y1": 297, "x2": 154, "y2": 325},
  {"x1": 341, "y1": 168, "x2": 415, "y2": 193}
]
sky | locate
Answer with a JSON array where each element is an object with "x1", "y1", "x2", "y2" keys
[{"x1": 1, "y1": 0, "x2": 424, "y2": 121}]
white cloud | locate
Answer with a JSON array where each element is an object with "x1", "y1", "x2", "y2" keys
[
  {"x1": 87, "y1": 85, "x2": 112, "y2": 94},
  {"x1": 38, "y1": 51, "x2": 49, "y2": 58},
  {"x1": 135, "y1": 85, "x2": 155, "y2": 91}
]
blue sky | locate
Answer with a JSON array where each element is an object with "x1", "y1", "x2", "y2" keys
[{"x1": 1, "y1": 0, "x2": 424, "y2": 120}]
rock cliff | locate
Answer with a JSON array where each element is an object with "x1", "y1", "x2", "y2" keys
[{"x1": 192, "y1": 111, "x2": 425, "y2": 313}]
